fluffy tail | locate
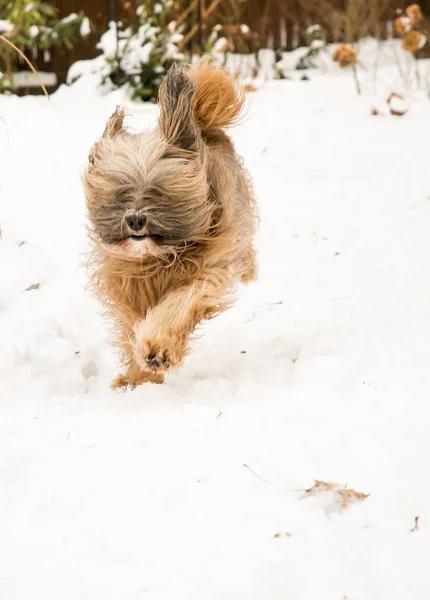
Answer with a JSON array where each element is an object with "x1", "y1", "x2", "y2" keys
[
  {"x1": 188, "y1": 57, "x2": 245, "y2": 135},
  {"x1": 158, "y1": 58, "x2": 244, "y2": 148}
]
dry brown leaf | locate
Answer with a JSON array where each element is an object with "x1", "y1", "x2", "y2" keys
[
  {"x1": 332, "y1": 44, "x2": 358, "y2": 68},
  {"x1": 24, "y1": 283, "x2": 40, "y2": 292},
  {"x1": 386, "y1": 92, "x2": 404, "y2": 103},
  {"x1": 406, "y1": 4, "x2": 423, "y2": 23},
  {"x1": 402, "y1": 30, "x2": 426, "y2": 52},
  {"x1": 386, "y1": 92, "x2": 408, "y2": 117},
  {"x1": 389, "y1": 107, "x2": 407, "y2": 117},
  {"x1": 338, "y1": 488, "x2": 370, "y2": 509},
  {"x1": 394, "y1": 16, "x2": 412, "y2": 36},
  {"x1": 306, "y1": 480, "x2": 337, "y2": 494},
  {"x1": 305, "y1": 480, "x2": 369, "y2": 510}
]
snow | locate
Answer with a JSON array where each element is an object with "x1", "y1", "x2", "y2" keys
[
  {"x1": 307, "y1": 24, "x2": 322, "y2": 35},
  {"x1": 97, "y1": 21, "x2": 120, "y2": 58},
  {"x1": 213, "y1": 36, "x2": 228, "y2": 53},
  {"x1": 66, "y1": 58, "x2": 106, "y2": 85},
  {"x1": 83, "y1": 20, "x2": 183, "y2": 92},
  {"x1": 60, "y1": 12, "x2": 78, "y2": 25},
  {"x1": 0, "y1": 19, "x2": 13, "y2": 34},
  {"x1": 418, "y1": 33, "x2": 428, "y2": 50},
  {"x1": 28, "y1": 25, "x2": 39, "y2": 38},
  {"x1": 13, "y1": 71, "x2": 57, "y2": 88},
  {"x1": 80, "y1": 16, "x2": 91, "y2": 38},
  {"x1": 310, "y1": 39, "x2": 325, "y2": 50},
  {"x1": 1, "y1": 45, "x2": 430, "y2": 598},
  {"x1": 387, "y1": 92, "x2": 408, "y2": 116},
  {"x1": 398, "y1": 16, "x2": 412, "y2": 33}
]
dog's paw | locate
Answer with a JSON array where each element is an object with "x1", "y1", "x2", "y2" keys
[
  {"x1": 133, "y1": 320, "x2": 180, "y2": 373},
  {"x1": 111, "y1": 373, "x2": 136, "y2": 392},
  {"x1": 134, "y1": 339, "x2": 178, "y2": 372},
  {"x1": 111, "y1": 370, "x2": 164, "y2": 390}
]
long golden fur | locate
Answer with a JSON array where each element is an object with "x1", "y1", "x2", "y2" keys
[{"x1": 83, "y1": 58, "x2": 258, "y2": 389}]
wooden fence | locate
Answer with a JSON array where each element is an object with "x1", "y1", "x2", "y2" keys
[
  {"x1": 36, "y1": 0, "x2": 424, "y2": 86},
  {"x1": 180, "y1": 0, "x2": 417, "y2": 52}
]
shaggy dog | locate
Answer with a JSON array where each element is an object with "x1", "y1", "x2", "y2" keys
[{"x1": 83, "y1": 58, "x2": 258, "y2": 389}]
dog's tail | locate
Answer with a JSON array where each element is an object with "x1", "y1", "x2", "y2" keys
[
  {"x1": 158, "y1": 58, "x2": 244, "y2": 147},
  {"x1": 189, "y1": 58, "x2": 244, "y2": 136}
]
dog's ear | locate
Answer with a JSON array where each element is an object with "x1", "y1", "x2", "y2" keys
[
  {"x1": 88, "y1": 107, "x2": 126, "y2": 166},
  {"x1": 103, "y1": 106, "x2": 126, "y2": 138},
  {"x1": 158, "y1": 67, "x2": 199, "y2": 151}
]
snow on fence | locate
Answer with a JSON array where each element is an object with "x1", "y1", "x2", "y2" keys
[{"x1": 32, "y1": 0, "x2": 407, "y2": 86}]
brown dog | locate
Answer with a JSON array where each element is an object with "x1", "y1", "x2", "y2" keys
[{"x1": 83, "y1": 58, "x2": 258, "y2": 389}]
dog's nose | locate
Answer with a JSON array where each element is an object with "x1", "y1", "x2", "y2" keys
[{"x1": 127, "y1": 213, "x2": 146, "y2": 232}]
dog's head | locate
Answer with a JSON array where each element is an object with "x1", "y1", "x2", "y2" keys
[{"x1": 83, "y1": 94, "x2": 212, "y2": 260}]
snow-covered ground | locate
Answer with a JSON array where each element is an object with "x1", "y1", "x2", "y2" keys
[{"x1": 1, "y1": 50, "x2": 430, "y2": 598}]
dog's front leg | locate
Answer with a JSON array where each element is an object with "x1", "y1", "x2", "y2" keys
[
  {"x1": 111, "y1": 328, "x2": 165, "y2": 391},
  {"x1": 133, "y1": 276, "x2": 231, "y2": 377},
  {"x1": 111, "y1": 359, "x2": 165, "y2": 390}
]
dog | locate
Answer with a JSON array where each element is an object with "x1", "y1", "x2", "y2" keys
[{"x1": 83, "y1": 58, "x2": 258, "y2": 389}]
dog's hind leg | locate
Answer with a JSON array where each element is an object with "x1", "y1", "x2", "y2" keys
[{"x1": 239, "y1": 245, "x2": 258, "y2": 284}]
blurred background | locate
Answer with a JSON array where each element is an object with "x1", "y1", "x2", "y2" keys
[{"x1": 1, "y1": 0, "x2": 429, "y2": 97}]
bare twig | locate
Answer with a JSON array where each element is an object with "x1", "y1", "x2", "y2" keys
[
  {"x1": 178, "y1": 0, "x2": 225, "y2": 50},
  {"x1": 352, "y1": 63, "x2": 361, "y2": 95},
  {"x1": 243, "y1": 463, "x2": 269, "y2": 484},
  {"x1": 202, "y1": 0, "x2": 224, "y2": 19},
  {"x1": 410, "y1": 516, "x2": 419, "y2": 533},
  {"x1": 175, "y1": 0, "x2": 199, "y2": 30},
  {"x1": 414, "y1": 56, "x2": 421, "y2": 89}
]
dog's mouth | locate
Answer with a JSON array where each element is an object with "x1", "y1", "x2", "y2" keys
[
  {"x1": 128, "y1": 233, "x2": 165, "y2": 244},
  {"x1": 129, "y1": 234, "x2": 148, "y2": 241},
  {"x1": 124, "y1": 232, "x2": 166, "y2": 249},
  {"x1": 99, "y1": 232, "x2": 159, "y2": 260}
]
